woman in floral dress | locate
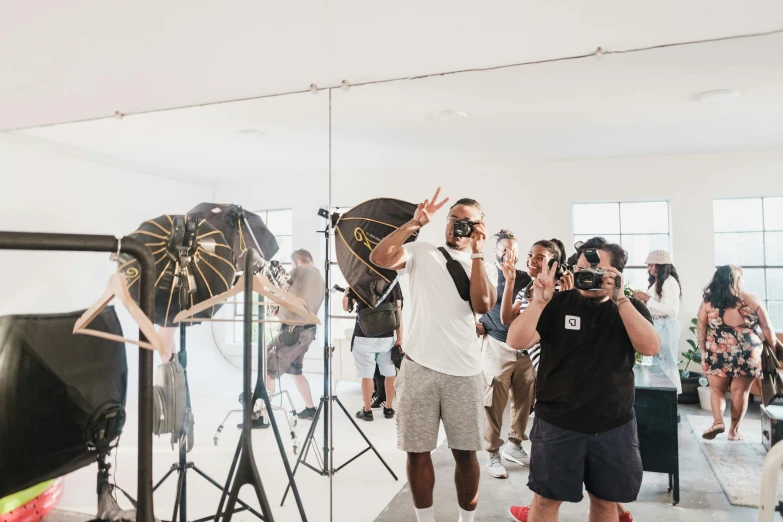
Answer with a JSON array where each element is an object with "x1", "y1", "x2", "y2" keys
[{"x1": 698, "y1": 265, "x2": 776, "y2": 441}]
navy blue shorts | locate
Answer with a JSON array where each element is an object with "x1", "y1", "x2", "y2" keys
[{"x1": 528, "y1": 416, "x2": 643, "y2": 503}]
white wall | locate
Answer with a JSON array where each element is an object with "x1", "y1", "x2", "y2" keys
[
  {"x1": 331, "y1": 148, "x2": 783, "y2": 356},
  {"x1": 0, "y1": 134, "x2": 218, "y2": 400}
]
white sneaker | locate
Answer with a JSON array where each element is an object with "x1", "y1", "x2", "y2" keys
[
  {"x1": 501, "y1": 442, "x2": 530, "y2": 467},
  {"x1": 486, "y1": 451, "x2": 508, "y2": 478}
]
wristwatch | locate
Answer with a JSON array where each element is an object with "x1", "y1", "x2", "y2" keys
[{"x1": 470, "y1": 252, "x2": 484, "y2": 260}]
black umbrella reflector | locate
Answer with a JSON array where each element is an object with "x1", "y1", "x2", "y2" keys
[
  {"x1": 188, "y1": 203, "x2": 279, "y2": 263},
  {"x1": 335, "y1": 198, "x2": 419, "y2": 307},
  {"x1": 0, "y1": 308, "x2": 127, "y2": 499},
  {"x1": 119, "y1": 214, "x2": 237, "y2": 327}
]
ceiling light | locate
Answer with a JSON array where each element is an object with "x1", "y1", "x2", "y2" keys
[
  {"x1": 235, "y1": 129, "x2": 266, "y2": 138},
  {"x1": 696, "y1": 90, "x2": 740, "y2": 104},
  {"x1": 430, "y1": 111, "x2": 469, "y2": 122}
]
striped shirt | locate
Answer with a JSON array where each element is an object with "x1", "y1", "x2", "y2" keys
[{"x1": 515, "y1": 282, "x2": 541, "y2": 372}]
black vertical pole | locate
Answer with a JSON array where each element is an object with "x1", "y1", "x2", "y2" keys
[
  {"x1": 179, "y1": 323, "x2": 187, "y2": 522},
  {"x1": 323, "y1": 227, "x2": 330, "y2": 475}
]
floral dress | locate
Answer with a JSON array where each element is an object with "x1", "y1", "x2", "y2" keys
[{"x1": 703, "y1": 301, "x2": 763, "y2": 378}]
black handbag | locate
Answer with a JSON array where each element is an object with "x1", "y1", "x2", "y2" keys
[
  {"x1": 357, "y1": 302, "x2": 400, "y2": 337},
  {"x1": 438, "y1": 247, "x2": 473, "y2": 312}
]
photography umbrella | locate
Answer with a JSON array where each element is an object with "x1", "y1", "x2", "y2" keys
[
  {"x1": 0, "y1": 308, "x2": 127, "y2": 498},
  {"x1": 118, "y1": 214, "x2": 236, "y2": 326},
  {"x1": 187, "y1": 203, "x2": 279, "y2": 263},
  {"x1": 335, "y1": 198, "x2": 418, "y2": 307}
]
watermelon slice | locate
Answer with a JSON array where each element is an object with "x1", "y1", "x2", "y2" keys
[{"x1": 0, "y1": 478, "x2": 64, "y2": 522}]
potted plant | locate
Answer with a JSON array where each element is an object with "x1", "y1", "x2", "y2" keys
[{"x1": 678, "y1": 318, "x2": 704, "y2": 404}]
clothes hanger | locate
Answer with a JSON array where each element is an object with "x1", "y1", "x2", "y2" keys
[
  {"x1": 173, "y1": 272, "x2": 321, "y2": 325},
  {"x1": 73, "y1": 240, "x2": 169, "y2": 359}
]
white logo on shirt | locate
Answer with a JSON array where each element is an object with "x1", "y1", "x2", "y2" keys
[{"x1": 565, "y1": 315, "x2": 581, "y2": 330}]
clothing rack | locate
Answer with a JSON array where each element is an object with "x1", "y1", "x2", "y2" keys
[{"x1": 0, "y1": 231, "x2": 157, "y2": 522}]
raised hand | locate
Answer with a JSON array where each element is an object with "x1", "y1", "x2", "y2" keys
[
  {"x1": 601, "y1": 267, "x2": 624, "y2": 299},
  {"x1": 558, "y1": 270, "x2": 574, "y2": 291},
  {"x1": 412, "y1": 187, "x2": 450, "y2": 227},
  {"x1": 500, "y1": 252, "x2": 518, "y2": 281},
  {"x1": 470, "y1": 221, "x2": 488, "y2": 254},
  {"x1": 532, "y1": 260, "x2": 557, "y2": 304}
]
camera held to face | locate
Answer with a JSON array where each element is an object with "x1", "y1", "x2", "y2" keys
[
  {"x1": 452, "y1": 219, "x2": 478, "y2": 238},
  {"x1": 573, "y1": 248, "x2": 621, "y2": 291}
]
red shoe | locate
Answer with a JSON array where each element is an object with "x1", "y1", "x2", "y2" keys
[
  {"x1": 619, "y1": 510, "x2": 634, "y2": 522},
  {"x1": 509, "y1": 505, "x2": 530, "y2": 521}
]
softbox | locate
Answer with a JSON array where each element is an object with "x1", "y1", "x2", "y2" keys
[
  {"x1": 0, "y1": 308, "x2": 127, "y2": 499},
  {"x1": 335, "y1": 198, "x2": 418, "y2": 307},
  {"x1": 119, "y1": 214, "x2": 237, "y2": 326},
  {"x1": 188, "y1": 203, "x2": 279, "y2": 263}
]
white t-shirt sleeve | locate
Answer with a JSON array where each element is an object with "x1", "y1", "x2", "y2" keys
[
  {"x1": 645, "y1": 277, "x2": 680, "y2": 317},
  {"x1": 484, "y1": 260, "x2": 498, "y2": 288},
  {"x1": 398, "y1": 240, "x2": 430, "y2": 276}
]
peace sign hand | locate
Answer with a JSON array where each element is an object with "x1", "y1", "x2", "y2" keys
[
  {"x1": 412, "y1": 187, "x2": 450, "y2": 227},
  {"x1": 532, "y1": 260, "x2": 557, "y2": 304}
]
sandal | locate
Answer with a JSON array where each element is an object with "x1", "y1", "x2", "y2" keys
[{"x1": 702, "y1": 423, "x2": 725, "y2": 440}]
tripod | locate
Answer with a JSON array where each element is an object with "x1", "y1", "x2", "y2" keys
[{"x1": 281, "y1": 218, "x2": 398, "y2": 506}]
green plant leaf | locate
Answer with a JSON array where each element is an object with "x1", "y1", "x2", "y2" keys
[
  {"x1": 691, "y1": 318, "x2": 698, "y2": 325},
  {"x1": 686, "y1": 339, "x2": 696, "y2": 349}
]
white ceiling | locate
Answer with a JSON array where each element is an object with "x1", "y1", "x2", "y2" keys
[
  {"x1": 14, "y1": 31, "x2": 783, "y2": 180},
  {"x1": 1, "y1": 0, "x2": 782, "y2": 130}
]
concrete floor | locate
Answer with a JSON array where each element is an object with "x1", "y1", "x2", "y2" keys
[{"x1": 375, "y1": 403, "x2": 763, "y2": 522}]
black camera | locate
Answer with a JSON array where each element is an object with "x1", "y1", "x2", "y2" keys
[
  {"x1": 573, "y1": 248, "x2": 621, "y2": 291},
  {"x1": 452, "y1": 219, "x2": 478, "y2": 238},
  {"x1": 548, "y1": 258, "x2": 572, "y2": 279}
]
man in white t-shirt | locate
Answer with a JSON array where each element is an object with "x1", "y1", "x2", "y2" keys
[{"x1": 371, "y1": 188, "x2": 497, "y2": 522}]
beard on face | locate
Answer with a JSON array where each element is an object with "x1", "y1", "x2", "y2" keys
[
  {"x1": 446, "y1": 240, "x2": 459, "y2": 249},
  {"x1": 496, "y1": 254, "x2": 506, "y2": 265},
  {"x1": 579, "y1": 289, "x2": 608, "y2": 304}
]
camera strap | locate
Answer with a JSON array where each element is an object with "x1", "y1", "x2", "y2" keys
[{"x1": 438, "y1": 247, "x2": 473, "y2": 313}]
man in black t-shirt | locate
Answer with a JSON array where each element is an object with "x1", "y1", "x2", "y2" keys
[
  {"x1": 343, "y1": 284, "x2": 403, "y2": 421},
  {"x1": 506, "y1": 237, "x2": 660, "y2": 522},
  {"x1": 476, "y1": 230, "x2": 533, "y2": 479}
]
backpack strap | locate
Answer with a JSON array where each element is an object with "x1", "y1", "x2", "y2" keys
[{"x1": 438, "y1": 247, "x2": 473, "y2": 313}]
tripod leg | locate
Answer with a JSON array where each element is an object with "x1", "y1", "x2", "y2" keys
[
  {"x1": 281, "y1": 399, "x2": 324, "y2": 505},
  {"x1": 153, "y1": 466, "x2": 178, "y2": 491},
  {"x1": 222, "y1": 455, "x2": 274, "y2": 522},
  {"x1": 172, "y1": 468, "x2": 185, "y2": 522},
  {"x1": 214, "y1": 436, "x2": 243, "y2": 522},
  {"x1": 191, "y1": 465, "x2": 266, "y2": 520},
  {"x1": 259, "y1": 387, "x2": 308, "y2": 521},
  {"x1": 333, "y1": 396, "x2": 398, "y2": 480}
]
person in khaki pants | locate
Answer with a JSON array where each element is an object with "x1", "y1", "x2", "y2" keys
[{"x1": 476, "y1": 230, "x2": 532, "y2": 478}]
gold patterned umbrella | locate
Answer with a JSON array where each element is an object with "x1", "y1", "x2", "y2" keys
[{"x1": 118, "y1": 214, "x2": 236, "y2": 326}]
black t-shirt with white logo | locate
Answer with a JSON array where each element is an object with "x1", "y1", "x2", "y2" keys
[{"x1": 534, "y1": 290, "x2": 653, "y2": 434}]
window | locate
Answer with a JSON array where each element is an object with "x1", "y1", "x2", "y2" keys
[
  {"x1": 713, "y1": 197, "x2": 783, "y2": 327},
  {"x1": 227, "y1": 209, "x2": 294, "y2": 344},
  {"x1": 573, "y1": 201, "x2": 671, "y2": 292}
]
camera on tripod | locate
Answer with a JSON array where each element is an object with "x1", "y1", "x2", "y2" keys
[{"x1": 573, "y1": 248, "x2": 621, "y2": 291}]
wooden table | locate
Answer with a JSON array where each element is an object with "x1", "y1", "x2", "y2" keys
[{"x1": 634, "y1": 364, "x2": 680, "y2": 505}]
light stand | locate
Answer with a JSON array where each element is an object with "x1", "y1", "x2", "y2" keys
[
  {"x1": 281, "y1": 211, "x2": 398, "y2": 507},
  {"x1": 152, "y1": 217, "x2": 262, "y2": 522}
]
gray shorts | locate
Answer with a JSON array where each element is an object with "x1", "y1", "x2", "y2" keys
[
  {"x1": 266, "y1": 327, "x2": 316, "y2": 377},
  {"x1": 395, "y1": 358, "x2": 484, "y2": 453}
]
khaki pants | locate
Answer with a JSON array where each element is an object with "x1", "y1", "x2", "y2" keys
[{"x1": 482, "y1": 335, "x2": 536, "y2": 452}]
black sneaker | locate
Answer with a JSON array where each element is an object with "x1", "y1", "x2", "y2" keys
[
  {"x1": 370, "y1": 396, "x2": 386, "y2": 409},
  {"x1": 237, "y1": 417, "x2": 268, "y2": 430},
  {"x1": 383, "y1": 407, "x2": 395, "y2": 419},
  {"x1": 355, "y1": 409, "x2": 373, "y2": 421},
  {"x1": 297, "y1": 407, "x2": 317, "y2": 421}
]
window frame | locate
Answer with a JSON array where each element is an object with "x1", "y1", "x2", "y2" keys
[
  {"x1": 712, "y1": 196, "x2": 783, "y2": 324},
  {"x1": 572, "y1": 200, "x2": 672, "y2": 291}
]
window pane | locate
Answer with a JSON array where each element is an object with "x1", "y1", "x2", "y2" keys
[
  {"x1": 624, "y1": 268, "x2": 650, "y2": 293},
  {"x1": 620, "y1": 202, "x2": 668, "y2": 234},
  {"x1": 620, "y1": 234, "x2": 670, "y2": 267},
  {"x1": 764, "y1": 197, "x2": 783, "y2": 231},
  {"x1": 768, "y1": 301, "x2": 783, "y2": 331},
  {"x1": 713, "y1": 198, "x2": 763, "y2": 232},
  {"x1": 766, "y1": 231, "x2": 783, "y2": 266},
  {"x1": 714, "y1": 232, "x2": 764, "y2": 266},
  {"x1": 573, "y1": 204, "x2": 620, "y2": 235},
  {"x1": 740, "y1": 268, "x2": 766, "y2": 299},
  {"x1": 266, "y1": 209, "x2": 293, "y2": 236},
  {"x1": 273, "y1": 235, "x2": 293, "y2": 263},
  {"x1": 767, "y1": 269, "x2": 783, "y2": 300}
]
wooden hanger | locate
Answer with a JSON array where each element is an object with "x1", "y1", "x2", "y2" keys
[
  {"x1": 74, "y1": 272, "x2": 169, "y2": 359},
  {"x1": 173, "y1": 273, "x2": 321, "y2": 325}
]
